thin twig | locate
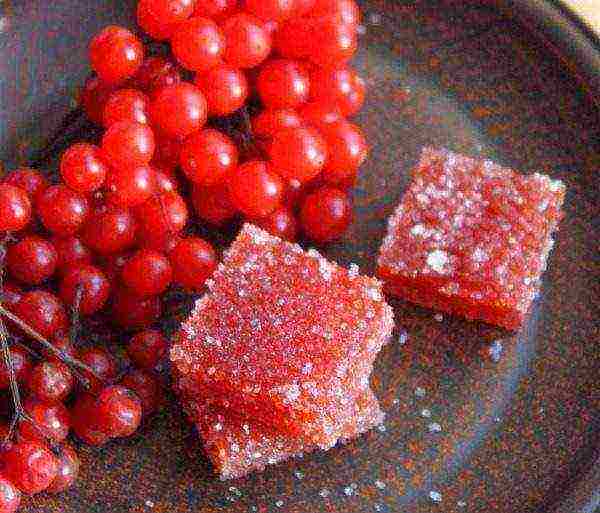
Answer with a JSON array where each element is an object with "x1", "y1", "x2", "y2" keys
[
  {"x1": 69, "y1": 285, "x2": 83, "y2": 346},
  {"x1": 0, "y1": 320, "x2": 25, "y2": 447}
]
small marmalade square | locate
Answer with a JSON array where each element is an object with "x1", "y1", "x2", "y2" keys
[{"x1": 377, "y1": 147, "x2": 565, "y2": 330}]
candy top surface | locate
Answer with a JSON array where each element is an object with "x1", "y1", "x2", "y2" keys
[
  {"x1": 172, "y1": 223, "x2": 393, "y2": 391},
  {"x1": 378, "y1": 147, "x2": 565, "y2": 313}
]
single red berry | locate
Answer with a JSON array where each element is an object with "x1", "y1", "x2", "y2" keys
[
  {"x1": 78, "y1": 346, "x2": 118, "y2": 393},
  {"x1": 306, "y1": 18, "x2": 356, "y2": 67},
  {"x1": 168, "y1": 237, "x2": 217, "y2": 290},
  {"x1": 300, "y1": 186, "x2": 351, "y2": 242},
  {"x1": 36, "y1": 185, "x2": 89, "y2": 236},
  {"x1": 309, "y1": 66, "x2": 365, "y2": 116},
  {"x1": 81, "y1": 205, "x2": 137, "y2": 254},
  {"x1": 221, "y1": 14, "x2": 271, "y2": 69},
  {"x1": 269, "y1": 126, "x2": 328, "y2": 183},
  {"x1": 180, "y1": 129, "x2": 238, "y2": 186},
  {"x1": 28, "y1": 361, "x2": 74, "y2": 403},
  {"x1": 132, "y1": 56, "x2": 181, "y2": 93},
  {"x1": 59, "y1": 264, "x2": 111, "y2": 315},
  {"x1": 2, "y1": 168, "x2": 48, "y2": 203},
  {"x1": 137, "y1": 0, "x2": 195, "y2": 40},
  {"x1": 105, "y1": 164, "x2": 156, "y2": 207},
  {"x1": 102, "y1": 88, "x2": 150, "y2": 127},
  {"x1": 0, "y1": 346, "x2": 32, "y2": 389},
  {"x1": 310, "y1": 0, "x2": 360, "y2": 26},
  {"x1": 47, "y1": 443, "x2": 79, "y2": 493},
  {"x1": 153, "y1": 164, "x2": 179, "y2": 193},
  {"x1": 298, "y1": 101, "x2": 342, "y2": 128},
  {"x1": 251, "y1": 108, "x2": 302, "y2": 139},
  {"x1": 193, "y1": 0, "x2": 237, "y2": 21},
  {"x1": 18, "y1": 399, "x2": 70, "y2": 444},
  {"x1": 257, "y1": 59, "x2": 310, "y2": 109},
  {"x1": 79, "y1": 76, "x2": 117, "y2": 125},
  {"x1": 319, "y1": 120, "x2": 368, "y2": 185},
  {"x1": 6, "y1": 236, "x2": 57, "y2": 285},
  {"x1": 71, "y1": 394, "x2": 110, "y2": 446},
  {"x1": 96, "y1": 385, "x2": 142, "y2": 437},
  {"x1": 191, "y1": 183, "x2": 237, "y2": 226},
  {"x1": 150, "y1": 83, "x2": 207, "y2": 139},
  {"x1": 3, "y1": 441, "x2": 58, "y2": 494},
  {"x1": 195, "y1": 65, "x2": 248, "y2": 116},
  {"x1": 135, "y1": 192, "x2": 188, "y2": 247},
  {"x1": 0, "y1": 185, "x2": 31, "y2": 232},
  {"x1": 127, "y1": 329, "x2": 167, "y2": 370},
  {"x1": 122, "y1": 250, "x2": 172, "y2": 297},
  {"x1": 245, "y1": 0, "x2": 296, "y2": 22},
  {"x1": 101, "y1": 120, "x2": 155, "y2": 169},
  {"x1": 59, "y1": 143, "x2": 107, "y2": 193},
  {"x1": 89, "y1": 25, "x2": 144, "y2": 84},
  {"x1": 51, "y1": 236, "x2": 93, "y2": 276},
  {"x1": 0, "y1": 475, "x2": 21, "y2": 513},
  {"x1": 228, "y1": 161, "x2": 284, "y2": 217},
  {"x1": 14, "y1": 291, "x2": 68, "y2": 339},
  {"x1": 171, "y1": 17, "x2": 225, "y2": 72},
  {"x1": 111, "y1": 287, "x2": 162, "y2": 331},
  {"x1": 120, "y1": 370, "x2": 163, "y2": 417},
  {"x1": 255, "y1": 206, "x2": 298, "y2": 241},
  {"x1": 42, "y1": 334, "x2": 77, "y2": 363}
]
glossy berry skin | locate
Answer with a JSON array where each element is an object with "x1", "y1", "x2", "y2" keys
[
  {"x1": 251, "y1": 108, "x2": 302, "y2": 139},
  {"x1": 0, "y1": 185, "x2": 31, "y2": 232},
  {"x1": 135, "y1": 192, "x2": 188, "y2": 248},
  {"x1": 298, "y1": 101, "x2": 342, "y2": 127},
  {"x1": 153, "y1": 164, "x2": 179, "y2": 193},
  {"x1": 150, "y1": 83, "x2": 207, "y2": 139},
  {"x1": 127, "y1": 329, "x2": 167, "y2": 369},
  {"x1": 79, "y1": 76, "x2": 117, "y2": 125},
  {"x1": 28, "y1": 361, "x2": 74, "y2": 403},
  {"x1": 101, "y1": 121, "x2": 155, "y2": 169},
  {"x1": 309, "y1": 66, "x2": 365, "y2": 117},
  {"x1": 37, "y1": 185, "x2": 89, "y2": 236},
  {"x1": 60, "y1": 143, "x2": 108, "y2": 193},
  {"x1": 137, "y1": 0, "x2": 195, "y2": 40},
  {"x1": 132, "y1": 56, "x2": 181, "y2": 93},
  {"x1": 120, "y1": 370, "x2": 163, "y2": 416},
  {"x1": 18, "y1": 399, "x2": 71, "y2": 444},
  {"x1": 245, "y1": 0, "x2": 296, "y2": 22},
  {"x1": 14, "y1": 291, "x2": 68, "y2": 339},
  {"x1": 171, "y1": 17, "x2": 225, "y2": 72},
  {"x1": 111, "y1": 287, "x2": 162, "y2": 331},
  {"x1": 193, "y1": 0, "x2": 237, "y2": 21},
  {"x1": 180, "y1": 129, "x2": 238, "y2": 185},
  {"x1": 122, "y1": 249, "x2": 172, "y2": 297},
  {"x1": 106, "y1": 164, "x2": 156, "y2": 207},
  {"x1": 59, "y1": 264, "x2": 111, "y2": 315},
  {"x1": 269, "y1": 126, "x2": 328, "y2": 183},
  {"x1": 96, "y1": 385, "x2": 142, "y2": 437},
  {"x1": 320, "y1": 120, "x2": 368, "y2": 185},
  {"x1": 257, "y1": 59, "x2": 310, "y2": 109},
  {"x1": 195, "y1": 65, "x2": 248, "y2": 116},
  {"x1": 47, "y1": 443, "x2": 79, "y2": 493},
  {"x1": 103, "y1": 89, "x2": 150, "y2": 127},
  {"x1": 255, "y1": 206, "x2": 298, "y2": 241},
  {"x1": 311, "y1": 0, "x2": 360, "y2": 26},
  {"x1": 191, "y1": 184, "x2": 237, "y2": 226},
  {"x1": 228, "y1": 161, "x2": 284, "y2": 217},
  {"x1": 51, "y1": 236, "x2": 93, "y2": 275},
  {"x1": 78, "y1": 346, "x2": 118, "y2": 393},
  {"x1": 2, "y1": 168, "x2": 48, "y2": 203},
  {"x1": 3, "y1": 441, "x2": 58, "y2": 494},
  {"x1": 0, "y1": 475, "x2": 21, "y2": 513},
  {"x1": 273, "y1": 18, "x2": 312, "y2": 60},
  {"x1": 300, "y1": 186, "x2": 351, "y2": 242},
  {"x1": 307, "y1": 18, "x2": 357, "y2": 67},
  {"x1": 0, "y1": 346, "x2": 32, "y2": 389},
  {"x1": 221, "y1": 14, "x2": 271, "y2": 69},
  {"x1": 71, "y1": 394, "x2": 111, "y2": 446},
  {"x1": 168, "y1": 237, "x2": 217, "y2": 290},
  {"x1": 89, "y1": 26, "x2": 144, "y2": 84},
  {"x1": 6, "y1": 236, "x2": 57, "y2": 285},
  {"x1": 81, "y1": 206, "x2": 138, "y2": 255}
]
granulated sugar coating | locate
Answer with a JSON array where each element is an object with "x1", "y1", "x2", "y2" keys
[{"x1": 377, "y1": 147, "x2": 565, "y2": 330}]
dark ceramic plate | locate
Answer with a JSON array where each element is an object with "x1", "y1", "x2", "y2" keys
[{"x1": 1, "y1": 0, "x2": 598, "y2": 512}]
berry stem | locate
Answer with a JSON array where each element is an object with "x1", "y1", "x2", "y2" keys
[
  {"x1": 0, "y1": 320, "x2": 25, "y2": 447},
  {"x1": 69, "y1": 285, "x2": 83, "y2": 346}
]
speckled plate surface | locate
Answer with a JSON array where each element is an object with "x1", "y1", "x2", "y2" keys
[{"x1": 0, "y1": 1, "x2": 599, "y2": 512}]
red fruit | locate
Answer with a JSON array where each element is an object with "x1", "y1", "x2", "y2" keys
[
  {"x1": 36, "y1": 185, "x2": 89, "y2": 236},
  {"x1": 319, "y1": 120, "x2": 368, "y2": 185},
  {"x1": 252, "y1": 107, "x2": 302, "y2": 135},
  {"x1": 154, "y1": 137, "x2": 182, "y2": 169},
  {"x1": 168, "y1": 237, "x2": 217, "y2": 290},
  {"x1": 311, "y1": 0, "x2": 360, "y2": 26},
  {"x1": 180, "y1": 129, "x2": 238, "y2": 186},
  {"x1": 307, "y1": 18, "x2": 356, "y2": 67},
  {"x1": 300, "y1": 186, "x2": 351, "y2": 242},
  {"x1": 81, "y1": 206, "x2": 137, "y2": 254},
  {"x1": 245, "y1": 0, "x2": 296, "y2": 21},
  {"x1": 111, "y1": 287, "x2": 162, "y2": 331},
  {"x1": 0, "y1": 185, "x2": 31, "y2": 232},
  {"x1": 14, "y1": 291, "x2": 68, "y2": 339},
  {"x1": 154, "y1": 164, "x2": 179, "y2": 193},
  {"x1": 47, "y1": 443, "x2": 79, "y2": 493},
  {"x1": 0, "y1": 346, "x2": 32, "y2": 389},
  {"x1": 51, "y1": 236, "x2": 93, "y2": 276},
  {"x1": 2, "y1": 168, "x2": 48, "y2": 202},
  {"x1": 255, "y1": 206, "x2": 298, "y2": 241},
  {"x1": 122, "y1": 249, "x2": 172, "y2": 297},
  {"x1": 150, "y1": 83, "x2": 207, "y2": 139},
  {"x1": 18, "y1": 399, "x2": 70, "y2": 444},
  {"x1": 60, "y1": 143, "x2": 107, "y2": 193},
  {"x1": 0, "y1": 282, "x2": 23, "y2": 311},
  {"x1": 0, "y1": 475, "x2": 21, "y2": 513},
  {"x1": 106, "y1": 164, "x2": 156, "y2": 207},
  {"x1": 132, "y1": 56, "x2": 181, "y2": 93},
  {"x1": 135, "y1": 192, "x2": 188, "y2": 245},
  {"x1": 309, "y1": 66, "x2": 365, "y2": 116},
  {"x1": 59, "y1": 264, "x2": 110, "y2": 315},
  {"x1": 120, "y1": 370, "x2": 163, "y2": 416},
  {"x1": 139, "y1": 231, "x2": 182, "y2": 254},
  {"x1": 291, "y1": 0, "x2": 315, "y2": 16},
  {"x1": 42, "y1": 334, "x2": 77, "y2": 363},
  {"x1": 71, "y1": 394, "x2": 110, "y2": 446},
  {"x1": 79, "y1": 76, "x2": 117, "y2": 125},
  {"x1": 193, "y1": 0, "x2": 237, "y2": 21},
  {"x1": 102, "y1": 89, "x2": 150, "y2": 127},
  {"x1": 221, "y1": 14, "x2": 271, "y2": 69},
  {"x1": 228, "y1": 161, "x2": 284, "y2": 217},
  {"x1": 78, "y1": 346, "x2": 118, "y2": 392},
  {"x1": 96, "y1": 385, "x2": 142, "y2": 437},
  {"x1": 298, "y1": 101, "x2": 342, "y2": 127},
  {"x1": 89, "y1": 25, "x2": 144, "y2": 84},
  {"x1": 6, "y1": 236, "x2": 57, "y2": 285},
  {"x1": 273, "y1": 18, "x2": 312, "y2": 59},
  {"x1": 137, "y1": 0, "x2": 195, "y2": 40},
  {"x1": 4, "y1": 441, "x2": 58, "y2": 494},
  {"x1": 257, "y1": 59, "x2": 309, "y2": 109},
  {"x1": 191, "y1": 184, "x2": 237, "y2": 226},
  {"x1": 28, "y1": 361, "x2": 74, "y2": 403},
  {"x1": 101, "y1": 120, "x2": 155, "y2": 169},
  {"x1": 268, "y1": 126, "x2": 328, "y2": 183},
  {"x1": 127, "y1": 329, "x2": 167, "y2": 369},
  {"x1": 171, "y1": 17, "x2": 225, "y2": 72},
  {"x1": 195, "y1": 65, "x2": 248, "y2": 116}
]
